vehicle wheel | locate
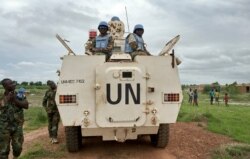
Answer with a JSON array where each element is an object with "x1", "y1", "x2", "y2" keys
[
  {"x1": 150, "y1": 124, "x2": 169, "y2": 148},
  {"x1": 77, "y1": 126, "x2": 82, "y2": 148},
  {"x1": 65, "y1": 126, "x2": 82, "y2": 152}
]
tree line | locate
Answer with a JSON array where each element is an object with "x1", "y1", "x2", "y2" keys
[
  {"x1": 0, "y1": 81, "x2": 48, "y2": 90},
  {"x1": 13, "y1": 81, "x2": 45, "y2": 86},
  {"x1": 182, "y1": 81, "x2": 240, "y2": 95}
]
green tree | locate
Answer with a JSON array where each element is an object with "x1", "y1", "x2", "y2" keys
[
  {"x1": 212, "y1": 82, "x2": 221, "y2": 92},
  {"x1": 225, "y1": 82, "x2": 239, "y2": 94},
  {"x1": 21, "y1": 81, "x2": 29, "y2": 86},
  {"x1": 202, "y1": 84, "x2": 211, "y2": 93},
  {"x1": 35, "y1": 81, "x2": 42, "y2": 86}
]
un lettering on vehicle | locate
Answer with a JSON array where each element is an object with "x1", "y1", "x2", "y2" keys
[{"x1": 106, "y1": 83, "x2": 140, "y2": 105}]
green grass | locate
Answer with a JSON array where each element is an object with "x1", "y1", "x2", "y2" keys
[
  {"x1": 180, "y1": 92, "x2": 250, "y2": 158},
  {"x1": 23, "y1": 88, "x2": 47, "y2": 132},
  {"x1": 178, "y1": 93, "x2": 250, "y2": 144},
  {"x1": 212, "y1": 144, "x2": 250, "y2": 159},
  {"x1": 24, "y1": 107, "x2": 47, "y2": 132},
  {"x1": 19, "y1": 143, "x2": 64, "y2": 159},
  {"x1": 231, "y1": 93, "x2": 250, "y2": 102}
]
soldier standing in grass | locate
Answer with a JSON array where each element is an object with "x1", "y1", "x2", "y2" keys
[
  {"x1": 0, "y1": 78, "x2": 29, "y2": 159},
  {"x1": 43, "y1": 80, "x2": 60, "y2": 144}
]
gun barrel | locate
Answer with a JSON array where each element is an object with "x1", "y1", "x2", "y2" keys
[{"x1": 56, "y1": 34, "x2": 76, "y2": 55}]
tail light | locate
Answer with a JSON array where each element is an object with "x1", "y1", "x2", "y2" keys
[
  {"x1": 164, "y1": 93, "x2": 179, "y2": 102},
  {"x1": 59, "y1": 95, "x2": 77, "y2": 104}
]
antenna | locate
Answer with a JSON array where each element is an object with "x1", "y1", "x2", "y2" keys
[{"x1": 125, "y1": 6, "x2": 130, "y2": 33}]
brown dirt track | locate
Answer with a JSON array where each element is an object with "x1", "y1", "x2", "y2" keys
[{"x1": 22, "y1": 122, "x2": 234, "y2": 159}]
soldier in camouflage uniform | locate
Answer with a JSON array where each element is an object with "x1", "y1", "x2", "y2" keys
[
  {"x1": 125, "y1": 24, "x2": 151, "y2": 60},
  {"x1": 85, "y1": 30, "x2": 97, "y2": 55},
  {"x1": 0, "y1": 78, "x2": 29, "y2": 159},
  {"x1": 90, "y1": 21, "x2": 114, "y2": 61},
  {"x1": 42, "y1": 80, "x2": 60, "y2": 144}
]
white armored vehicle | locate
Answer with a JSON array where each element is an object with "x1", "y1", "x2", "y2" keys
[{"x1": 55, "y1": 18, "x2": 183, "y2": 152}]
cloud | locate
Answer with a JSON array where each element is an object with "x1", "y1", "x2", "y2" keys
[
  {"x1": 7, "y1": 61, "x2": 59, "y2": 70},
  {"x1": 0, "y1": 69, "x2": 6, "y2": 79},
  {"x1": 1, "y1": 60, "x2": 59, "y2": 83},
  {"x1": 0, "y1": 0, "x2": 249, "y2": 85}
]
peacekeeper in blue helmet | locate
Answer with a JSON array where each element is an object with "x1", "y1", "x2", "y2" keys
[
  {"x1": 125, "y1": 24, "x2": 151, "y2": 60},
  {"x1": 90, "y1": 21, "x2": 114, "y2": 61}
]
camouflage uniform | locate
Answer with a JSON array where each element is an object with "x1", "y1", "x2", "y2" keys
[
  {"x1": 0, "y1": 93, "x2": 26, "y2": 159},
  {"x1": 85, "y1": 38, "x2": 94, "y2": 55},
  {"x1": 42, "y1": 88, "x2": 60, "y2": 139}
]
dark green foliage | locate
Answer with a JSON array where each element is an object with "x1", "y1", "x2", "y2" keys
[
  {"x1": 224, "y1": 83, "x2": 239, "y2": 95},
  {"x1": 35, "y1": 81, "x2": 43, "y2": 86},
  {"x1": 212, "y1": 82, "x2": 221, "y2": 92},
  {"x1": 21, "y1": 81, "x2": 29, "y2": 86},
  {"x1": 203, "y1": 84, "x2": 211, "y2": 93},
  {"x1": 202, "y1": 82, "x2": 221, "y2": 94}
]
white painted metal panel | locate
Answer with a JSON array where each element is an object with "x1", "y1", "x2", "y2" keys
[{"x1": 95, "y1": 63, "x2": 147, "y2": 127}]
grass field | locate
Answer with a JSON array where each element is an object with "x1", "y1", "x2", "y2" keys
[
  {"x1": 23, "y1": 107, "x2": 47, "y2": 132},
  {"x1": 23, "y1": 88, "x2": 48, "y2": 131},
  {"x1": 179, "y1": 92, "x2": 250, "y2": 159},
  {"x1": 19, "y1": 143, "x2": 65, "y2": 159},
  {"x1": 179, "y1": 93, "x2": 250, "y2": 144}
]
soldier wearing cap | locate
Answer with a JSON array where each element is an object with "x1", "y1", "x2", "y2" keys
[
  {"x1": 90, "y1": 21, "x2": 114, "y2": 60},
  {"x1": 0, "y1": 78, "x2": 29, "y2": 159},
  {"x1": 125, "y1": 24, "x2": 151, "y2": 59},
  {"x1": 43, "y1": 80, "x2": 60, "y2": 144}
]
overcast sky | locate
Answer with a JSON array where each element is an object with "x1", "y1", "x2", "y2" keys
[{"x1": 0, "y1": 0, "x2": 250, "y2": 85}]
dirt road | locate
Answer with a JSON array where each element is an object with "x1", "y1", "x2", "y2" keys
[{"x1": 22, "y1": 122, "x2": 233, "y2": 159}]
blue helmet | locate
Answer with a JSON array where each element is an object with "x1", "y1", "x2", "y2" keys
[
  {"x1": 98, "y1": 21, "x2": 108, "y2": 29},
  {"x1": 133, "y1": 24, "x2": 144, "y2": 32},
  {"x1": 111, "y1": 16, "x2": 120, "y2": 21},
  {"x1": 18, "y1": 87, "x2": 26, "y2": 93}
]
